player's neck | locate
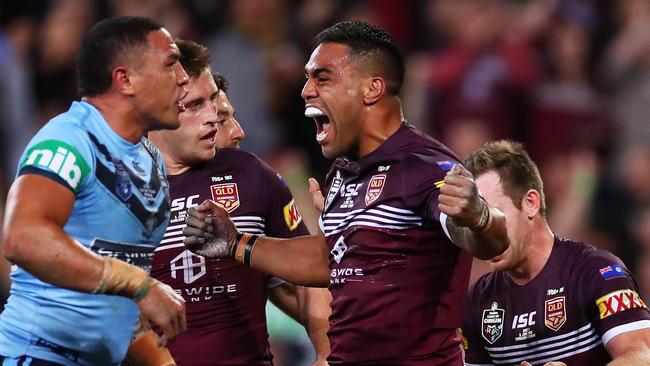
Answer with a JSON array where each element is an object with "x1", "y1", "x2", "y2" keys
[
  {"x1": 357, "y1": 98, "x2": 404, "y2": 158},
  {"x1": 508, "y1": 220, "x2": 555, "y2": 285},
  {"x1": 83, "y1": 95, "x2": 146, "y2": 144}
]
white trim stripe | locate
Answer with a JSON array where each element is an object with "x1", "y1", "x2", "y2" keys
[
  {"x1": 490, "y1": 333, "x2": 600, "y2": 363},
  {"x1": 602, "y1": 320, "x2": 650, "y2": 345},
  {"x1": 439, "y1": 212, "x2": 453, "y2": 243},
  {"x1": 486, "y1": 323, "x2": 593, "y2": 352},
  {"x1": 529, "y1": 340, "x2": 602, "y2": 365},
  {"x1": 155, "y1": 242, "x2": 185, "y2": 251},
  {"x1": 232, "y1": 216, "x2": 265, "y2": 222}
]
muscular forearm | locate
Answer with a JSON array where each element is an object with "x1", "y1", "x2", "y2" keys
[
  {"x1": 297, "y1": 286, "x2": 332, "y2": 362},
  {"x1": 3, "y1": 218, "x2": 154, "y2": 301},
  {"x1": 448, "y1": 205, "x2": 509, "y2": 260},
  {"x1": 249, "y1": 235, "x2": 330, "y2": 287},
  {"x1": 2, "y1": 217, "x2": 105, "y2": 292}
]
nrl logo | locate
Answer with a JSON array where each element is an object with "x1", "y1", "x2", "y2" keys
[
  {"x1": 545, "y1": 296, "x2": 567, "y2": 331},
  {"x1": 482, "y1": 302, "x2": 505, "y2": 344}
]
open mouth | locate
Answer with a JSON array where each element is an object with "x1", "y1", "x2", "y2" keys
[
  {"x1": 178, "y1": 101, "x2": 186, "y2": 113},
  {"x1": 305, "y1": 106, "x2": 330, "y2": 142},
  {"x1": 200, "y1": 129, "x2": 217, "y2": 143}
]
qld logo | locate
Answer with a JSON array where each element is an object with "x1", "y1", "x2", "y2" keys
[
  {"x1": 210, "y1": 183, "x2": 240, "y2": 213},
  {"x1": 365, "y1": 174, "x2": 386, "y2": 205},
  {"x1": 482, "y1": 302, "x2": 505, "y2": 344},
  {"x1": 545, "y1": 296, "x2": 567, "y2": 331}
]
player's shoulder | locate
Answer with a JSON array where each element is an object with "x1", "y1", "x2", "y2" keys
[
  {"x1": 470, "y1": 270, "x2": 505, "y2": 299},
  {"x1": 555, "y1": 236, "x2": 625, "y2": 276},
  {"x1": 214, "y1": 148, "x2": 265, "y2": 167},
  {"x1": 555, "y1": 235, "x2": 623, "y2": 267},
  {"x1": 397, "y1": 123, "x2": 461, "y2": 173},
  {"x1": 37, "y1": 102, "x2": 93, "y2": 141}
]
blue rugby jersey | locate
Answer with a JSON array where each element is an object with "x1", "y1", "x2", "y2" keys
[{"x1": 0, "y1": 101, "x2": 170, "y2": 365}]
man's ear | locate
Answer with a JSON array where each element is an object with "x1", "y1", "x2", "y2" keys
[
  {"x1": 522, "y1": 189, "x2": 541, "y2": 219},
  {"x1": 362, "y1": 76, "x2": 385, "y2": 105},
  {"x1": 112, "y1": 66, "x2": 136, "y2": 96}
]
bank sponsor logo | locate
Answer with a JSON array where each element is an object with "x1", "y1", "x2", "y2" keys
[{"x1": 170, "y1": 249, "x2": 206, "y2": 284}]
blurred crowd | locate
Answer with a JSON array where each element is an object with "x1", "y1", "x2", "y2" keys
[{"x1": 0, "y1": 0, "x2": 649, "y2": 364}]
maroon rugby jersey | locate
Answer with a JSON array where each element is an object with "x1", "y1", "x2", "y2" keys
[
  {"x1": 321, "y1": 122, "x2": 472, "y2": 365},
  {"x1": 463, "y1": 236, "x2": 650, "y2": 366},
  {"x1": 151, "y1": 148, "x2": 309, "y2": 366}
]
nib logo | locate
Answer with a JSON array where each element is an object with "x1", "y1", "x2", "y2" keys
[{"x1": 23, "y1": 140, "x2": 90, "y2": 191}]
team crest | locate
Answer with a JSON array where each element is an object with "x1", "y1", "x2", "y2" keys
[
  {"x1": 545, "y1": 296, "x2": 567, "y2": 331},
  {"x1": 115, "y1": 162, "x2": 132, "y2": 202},
  {"x1": 365, "y1": 174, "x2": 386, "y2": 205},
  {"x1": 210, "y1": 183, "x2": 240, "y2": 213},
  {"x1": 482, "y1": 302, "x2": 505, "y2": 344}
]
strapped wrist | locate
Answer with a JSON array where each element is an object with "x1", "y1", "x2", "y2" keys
[
  {"x1": 93, "y1": 256, "x2": 154, "y2": 302},
  {"x1": 231, "y1": 232, "x2": 259, "y2": 266},
  {"x1": 469, "y1": 197, "x2": 493, "y2": 233}
]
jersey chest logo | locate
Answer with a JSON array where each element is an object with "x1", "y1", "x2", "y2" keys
[
  {"x1": 210, "y1": 183, "x2": 240, "y2": 213},
  {"x1": 544, "y1": 296, "x2": 567, "y2": 331},
  {"x1": 482, "y1": 302, "x2": 505, "y2": 344},
  {"x1": 365, "y1": 174, "x2": 386, "y2": 205},
  {"x1": 325, "y1": 170, "x2": 343, "y2": 211}
]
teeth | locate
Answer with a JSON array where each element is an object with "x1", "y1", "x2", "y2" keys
[
  {"x1": 316, "y1": 130, "x2": 327, "y2": 142},
  {"x1": 305, "y1": 106, "x2": 324, "y2": 117},
  {"x1": 178, "y1": 102, "x2": 186, "y2": 112}
]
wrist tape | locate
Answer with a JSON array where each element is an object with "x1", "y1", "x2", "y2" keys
[
  {"x1": 470, "y1": 197, "x2": 493, "y2": 233},
  {"x1": 93, "y1": 256, "x2": 155, "y2": 302},
  {"x1": 230, "y1": 232, "x2": 259, "y2": 266}
]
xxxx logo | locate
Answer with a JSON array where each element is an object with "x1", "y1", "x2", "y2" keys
[{"x1": 596, "y1": 289, "x2": 647, "y2": 319}]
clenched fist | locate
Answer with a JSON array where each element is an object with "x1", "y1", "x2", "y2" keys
[
  {"x1": 182, "y1": 200, "x2": 240, "y2": 258},
  {"x1": 438, "y1": 164, "x2": 487, "y2": 230}
]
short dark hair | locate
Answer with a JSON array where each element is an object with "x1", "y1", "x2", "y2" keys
[
  {"x1": 313, "y1": 21, "x2": 404, "y2": 95},
  {"x1": 212, "y1": 72, "x2": 229, "y2": 93},
  {"x1": 77, "y1": 16, "x2": 163, "y2": 96},
  {"x1": 176, "y1": 39, "x2": 212, "y2": 79},
  {"x1": 464, "y1": 140, "x2": 547, "y2": 216}
]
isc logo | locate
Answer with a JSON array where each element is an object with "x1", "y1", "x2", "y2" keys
[
  {"x1": 512, "y1": 311, "x2": 536, "y2": 329},
  {"x1": 171, "y1": 194, "x2": 200, "y2": 212}
]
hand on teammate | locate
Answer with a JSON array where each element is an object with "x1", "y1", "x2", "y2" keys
[
  {"x1": 183, "y1": 199, "x2": 239, "y2": 258},
  {"x1": 136, "y1": 282, "x2": 186, "y2": 346},
  {"x1": 438, "y1": 164, "x2": 486, "y2": 229},
  {"x1": 309, "y1": 177, "x2": 325, "y2": 213}
]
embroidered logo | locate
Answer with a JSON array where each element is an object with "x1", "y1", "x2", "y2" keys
[
  {"x1": 482, "y1": 302, "x2": 505, "y2": 344},
  {"x1": 210, "y1": 183, "x2": 240, "y2": 213},
  {"x1": 545, "y1": 296, "x2": 567, "y2": 331},
  {"x1": 365, "y1": 174, "x2": 386, "y2": 205}
]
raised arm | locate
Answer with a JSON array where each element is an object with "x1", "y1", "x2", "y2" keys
[
  {"x1": 438, "y1": 164, "x2": 509, "y2": 260},
  {"x1": 183, "y1": 199, "x2": 330, "y2": 287},
  {"x1": 1, "y1": 174, "x2": 186, "y2": 343}
]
